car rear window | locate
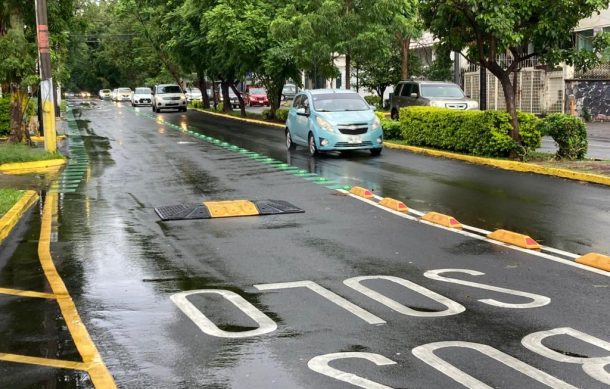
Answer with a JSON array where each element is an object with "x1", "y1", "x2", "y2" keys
[
  {"x1": 135, "y1": 88, "x2": 151, "y2": 94},
  {"x1": 249, "y1": 88, "x2": 266, "y2": 95},
  {"x1": 118, "y1": 88, "x2": 131, "y2": 93},
  {"x1": 312, "y1": 93, "x2": 369, "y2": 112},
  {"x1": 159, "y1": 85, "x2": 182, "y2": 94},
  {"x1": 420, "y1": 84, "x2": 464, "y2": 98}
]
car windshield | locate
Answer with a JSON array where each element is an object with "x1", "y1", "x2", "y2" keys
[
  {"x1": 283, "y1": 85, "x2": 296, "y2": 93},
  {"x1": 135, "y1": 88, "x2": 151, "y2": 94},
  {"x1": 420, "y1": 84, "x2": 464, "y2": 98},
  {"x1": 312, "y1": 93, "x2": 369, "y2": 112},
  {"x1": 159, "y1": 85, "x2": 182, "y2": 94},
  {"x1": 249, "y1": 88, "x2": 266, "y2": 95},
  {"x1": 229, "y1": 89, "x2": 238, "y2": 97},
  {"x1": 102, "y1": 89, "x2": 111, "y2": 93},
  {"x1": 189, "y1": 88, "x2": 201, "y2": 94},
  {"x1": 118, "y1": 88, "x2": 131, "y2": 93}
]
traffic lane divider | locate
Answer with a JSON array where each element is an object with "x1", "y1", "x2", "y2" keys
[
  {"x1": 487, "y1": 229, "x2": 541, "y2": 250},
  {"x1": 0, "y1": 158, "x2": 65, "y2": 174},
  {"x1": 350, "y1": 186, "x2": 375, "y2": 199},
  {"x1": 192, "y1": 108, "x2": 285, "y2": 128},
  {"x1": 155, "y1": 200, "x2": 305, "y2": 221},
  {"x1": 379, "y1": 197, "x2": 409, "y2": 213},
  {"x1": 0, "y1": 190, "x2": 38, "y2": 245},
  {"x1": 421, "y1": 212, "x2": 462, "y2": 229},
  {"x1": 576, "y1": 253, "x2": 610, "y2": 272}
]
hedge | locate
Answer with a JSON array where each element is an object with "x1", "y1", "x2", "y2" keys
[
  {"x1": 539, "y1": 114, "x2": 588, "y2": 160},
  {"x1": 262, "y1": 108, "x2": 289, "y2": 121},
  {"x1": 398, "y1": 107, "x2": 541, "y2": 158},
  {"x1": 381, "y1": 119, "x2": 401, "y2": 140},
  {"x1": 0, "y1": 97, "x2": 10, "y2": 136}
]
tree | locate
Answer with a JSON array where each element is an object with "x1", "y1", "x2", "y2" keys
[{"x1": 420, "y1": 0, "x2": 610, "y2": 152}]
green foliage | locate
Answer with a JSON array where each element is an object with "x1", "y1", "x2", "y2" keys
[
  {"x1": 381, "y1": 119, "x2": 402, "y2": 140},
  {"x1": 276, "y1": 109, "x2": 289, "y2": 122},
  {"x1": 0, "y1": 189, "x2": 24, "y2": 218},
  {"x1": 0, "y1": 144, "x2": 63, "y2": 164},
  {"x1": 375, "y1": 112, "x2": 386, "y2": 121},
  {"x1": 0, "y1": 98, "x2": 10, "y2": 136},
  {"x1": 217, "y1": 102, "x2": 224, "y2": 112},
  {"x1": 540, "y1": 114, "x2": 588, "y2": 160},
  {"x1": 364, "y1": 95, "x2": 381, "y2": 108},
  {"x1": 190, "y1": 101, "x2": 203, "y2": 109},
  {"x1": 425, "y1": 44, "x2": 453, "y2": 81},
  {"x1": 398, "y1": 107, "x2": 542, "y2": 158},
  {"x1": 581, "y1": 107, "x2": 592, "y2": 123}
]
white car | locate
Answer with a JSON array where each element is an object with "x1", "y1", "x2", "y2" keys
[
  {"x1": 99, "y1": 89, "x2": 111, "y2": 99},
  {"x1": 184, "y1": 87, "x2": 203, "y2": 102},
  {"x1": 131, "y1": 87, "x2": 152, "y2": 106},
  {"x1": 113, "y1": 87, "x2": 132, "y2": 102},
  {"x1": 152, "y1": 84, "x2": 187, "y2": 113}
]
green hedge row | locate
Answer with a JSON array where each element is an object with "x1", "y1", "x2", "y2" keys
[
  {"x1": 540, "y1": 113, "x2": 588, "y2": 160},
  {"x1": 0, "y1": 98, "x2": 10, "y2": 136},
  {"x1": 398, "y1": 107, "x2": 542, "y2": 158},
  {"x1": 262, "y1": 108, "x2": 289, "y2": 121}
]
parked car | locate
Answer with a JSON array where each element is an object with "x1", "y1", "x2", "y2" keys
[
  {"x1": 110, "y1": 89, "x2": 118, "y2": 100},
  {"x1": 390, "y1": 80, "x2": 479, "y2": 120},
  {"x1": 131, "y1": 87, "x2": 152, "y2": 106},
  {"x1": 113, "y1": 87, "x2": 132, "y2": 102},
  {"x1": 285, "y1": 89, "x2": 383, "y2": 156},
  {"x1": 80, "y1": 91, "x2": 91, "y2": 98},
  {"x1": 228, "y1": 89, "x2": 240, "y2": 109},
  {"x1": 245, "y1": 86, "x2": 269, "y2": 107},
  {"x1": 184, "y1": 87, "x2": 203, "y2": 102},
  {"x1": 152, "y1": 84, "x2": 187, "y2": 113},
  {"x1": 98, "y1": 89, "x2": 111, "y2": 100},
  {"x1": 282, "y1": 84, "x2": 298, "y2": 100}
]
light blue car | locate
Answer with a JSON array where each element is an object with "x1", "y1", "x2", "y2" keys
[{"x1": 285, "y1": 89, "x2": 383, "y2": 156}]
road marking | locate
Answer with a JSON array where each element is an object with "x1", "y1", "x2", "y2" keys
[
  {"x1": 170, "y1": 289, "x2": 277, "y2": 338},
  {"x1": 344, "y1": 276, "x2": 465, "y2": 317},
  {"x1": 412, "y1": 341, "x2": 577, "y2": 389},
  {"x1": 308, "y1": 352, "x2": 396, "y2": 389},
  {"x1": 424, "y1": 269, "x2": 551, "y2": 309},
  {"x1": 39, "y1": 193, "x2": 116, "y2": 388},
  {"x1": 0, "y1": 353, "x2": 90, "y2": 371},
  {"x1": 254, "y1": 280, "x2": 386, "y2": 325},
  {"x1": 0, "y1": 287, "x2": 56, "y2": 300},
  {"x1": 522, "y1": 327, "x2": 610, "y2": 385}
]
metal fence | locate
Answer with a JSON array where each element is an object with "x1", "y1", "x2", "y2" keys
[{"x1": 574, "y1": 63, "x2": 610, "y2": 79}]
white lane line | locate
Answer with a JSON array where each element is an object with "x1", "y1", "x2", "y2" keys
[
  {"x1": 340, "y1": 190, "x2": 609, "y2": 277},
  {"x1": 540, "y1": 246, "x2": 580, "y2": 259},
  {"x1": 254, "y1": 280, "x2": 386, "y2": 325}
]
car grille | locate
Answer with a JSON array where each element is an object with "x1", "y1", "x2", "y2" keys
[
  {"x1": 334, "y1": 141, "x2": 373, "y2": 147},
  {"x1": 337, "y1": 124, "x2": 368, "y2": 135},
  {"x1": 138, "y1": 99, "x2": 151, "y2": 103},
  {"x1": 170, "y1": 97, "x2": 181, "y2": 101},
  {"x1": 446, "y1": 103, "x2": 467, "y2": 109}
]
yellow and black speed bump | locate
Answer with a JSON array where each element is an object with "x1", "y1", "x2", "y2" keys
[{"x1": 155, "y1": 200, "x2": 304, "y2": 221}]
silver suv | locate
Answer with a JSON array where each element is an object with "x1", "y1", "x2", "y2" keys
[
  {"x1": 152, "y1": 84, "x2": 187, "y2": 113},
  {"x1": 390, "y1": 81, "x2": 478, "y2": 119}
]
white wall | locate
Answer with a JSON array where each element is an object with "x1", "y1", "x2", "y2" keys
[{"x1": 576, "y1": 7, "x2": 610, "y2": 31}]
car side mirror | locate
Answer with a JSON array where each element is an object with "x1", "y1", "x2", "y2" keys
[
  {"x1": 410, "y1": 92, "x2": 418, "y2": 98},
  {"x1": 296, "y1": 107, "x2": 309, "y2": 116}
]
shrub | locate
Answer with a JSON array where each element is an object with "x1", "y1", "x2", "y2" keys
[
  {"x1": 217, "y1": 102, "x2": 224, "y2": 112},
  {"x1": 364, "y1": 95, "x2": 381, "y2": 108},
  {"x1": 276, "y1": 108, "x2": 289, "y2": 122},
  {"x1": 262, "y1": 108, "x2": 272, "y2": 119},
  {"x1": 398, "y1": 107, "x2": 542, "y2": 158},
  {"x1": 375, "y1": 111, "x2": 385, "y2": 121},
  {"x1": 540, "y1": 114, "x2": 588, "y2": 160},
  {"x1": 515, "y1": 112, "x2": 542, "y2": 159},
  {"x1": 0, "y1": 97, "x2": 10, "y2": 136},
  {"x1": 381, "y1": 119, "x2": 401, "y2": 140}
]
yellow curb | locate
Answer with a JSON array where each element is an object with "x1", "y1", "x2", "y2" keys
[
  {"x1": 0, "y1": 353, "x2": 90, "y2": 371},
  {"x1": 193, "y1": 108, "x2": 285, "y2": 128},
  {"x1": 30, "y1": 135, "x2": 66, "y2": 143},
  {"x1": 0, "y1": 190, "x2": 38, "y2": 245},
  {"x1": 0, "y1": 158, "x2": 66, "y2": 173},
  {"x1": 384, "y1": 142, "x2": 610, "y2": 187},
  {"x1": 576, "y1": 253, "x2": 610, "y2": 271}
]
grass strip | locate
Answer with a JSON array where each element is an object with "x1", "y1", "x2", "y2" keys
[
  {"x1": 0, "y1": 189, "x2": 23, "y2": 218},
  {"x1": 0, "y1": 144, "x2": 63, "y2": 164}
]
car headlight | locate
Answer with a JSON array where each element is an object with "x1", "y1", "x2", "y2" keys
[
  {"x1": 430, "y1": 101, "x2": 445, "y2": 107},
  {"x1": 372, "y1": 116, "x2": 382, "y2": 130},
  {"x1": 316, "y1": 116, "x2": 334, "y2": 133}
]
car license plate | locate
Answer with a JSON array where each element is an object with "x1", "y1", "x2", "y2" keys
[{"x1": 347, "y1": 135, "x2": 361, "y2": 144}]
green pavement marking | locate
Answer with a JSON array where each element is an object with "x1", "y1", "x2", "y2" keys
[{"x1": 295, "y1": 173, "x2": 318, "y2": 177}]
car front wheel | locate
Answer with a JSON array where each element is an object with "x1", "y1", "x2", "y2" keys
[
  {"x1": 286, "y1": 129, "x2": 296, "y2": 151},
  {"x1": 308, "y1": 133, "x2": 318, "y2": 156}
]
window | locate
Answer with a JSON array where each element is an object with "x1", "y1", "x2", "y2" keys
[
  {"x1": 400, "y1": 83, "x2": 413, "y2": 97},
  {"x1": 575, "y1": 29, "x2": 595, "y2": 51},
  {"x1": 293, "y1": 95, "x2": 303, "y2": 108}
]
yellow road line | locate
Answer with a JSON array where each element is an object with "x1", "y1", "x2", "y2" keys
[
  {"x1": 0, "y1": 353, "x2": 89, "y2": 371},
  {"x1": 0, "y1": 190, "x2": 39, "y2": 244},
  {"x1": 0, "y1": 287, "x2": 56, "y2": 300},
  {"x1": 193, "y1": 108, "x2": 285, "y2": 128},
  {"x1": 38, "y1": 193, "x2": 116, "y2": 388}
]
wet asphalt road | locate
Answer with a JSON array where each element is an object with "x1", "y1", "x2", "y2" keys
[{"x1": 0, "y1": 100, "x2": 609, "y2": 388}]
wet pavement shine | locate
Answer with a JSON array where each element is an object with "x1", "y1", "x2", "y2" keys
[{"x1": 0, "y1": 100, "x2": 609, "y2": 388}]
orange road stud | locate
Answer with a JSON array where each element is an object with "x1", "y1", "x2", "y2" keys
[
  {"x1": 576, "y1": 253, "x2": 610, "y2": 271},
  {"x1": 379, "y1": 198, "x2": 409, "y2": 213},
  {"x1": 421, "y1": 212, "x2": 462, "y2": 229},
  {"x1": 349, "y1": 186, "x2": 374, "y2": 199},
  {"x1": 204, "y1": 200, "x2": 259, "y2": 218},
  {"x1": 487, "y1": 229, "x2": 541, "y2": 250}
]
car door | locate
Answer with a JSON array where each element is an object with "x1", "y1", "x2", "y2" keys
[
  {"x1": 288, "y1": 95, "x2": 305, "y2": 144},
  {"x1": 294, "y1": 95, "x2": 310, "y2": 144}
]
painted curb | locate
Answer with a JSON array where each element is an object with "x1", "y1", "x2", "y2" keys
[
  {"x1": 384, "y1": 142, "x2": 610, "y2": 187},
  {"x1": 0, "y1": 190, "x2": 39, "y2": 244},
  {"x1": 30, "y1": 135, "x2": 66, "y2": 143},
  {"x1": 0, "y1": 158, "x2": 66, "y2": 174},
  {"x1": 193, "y1": 108, "x2": 285, "y2": 128}
]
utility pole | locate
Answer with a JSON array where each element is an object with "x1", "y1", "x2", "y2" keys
[{"x1": 35, "y1": 0, "x2": 57, "y2": 152}]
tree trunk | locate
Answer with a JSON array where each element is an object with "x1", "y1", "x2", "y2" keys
[
  {"x1": 401, "y1": 37, "x2": 411, "y2": 80},
  {"x1": 498, "y1": 73, "x2": 520, "y2": 143},
  {"x1": 197, "y1": 70, "x2": 210, "y2": 109},
  {"x1": 229, "y1": 82, "x2": 246, "y2": 117},
  {"x1": 220, "y1": 81, "x2": 231, "y2": 113},
  {"x1": 8, "y1": 91, "x2": 27, "y2": 143},
  {"x1": 345, "y1": 52, "x2": 351, "y2": 90}
]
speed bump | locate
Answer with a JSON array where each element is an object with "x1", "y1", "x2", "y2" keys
[
  {"x1": 349, "y1": 186, "x2": 374, "y2": 199},
  {"x1": 421, "y1": 212, "x2": 462, "y2": 229},
  {"x1": 487, "y1": 229, "x2": 541, "y2": 250},
  {"x1": 576, "y1": 253, "x2": 610, "y2": 271},
  {"x1": 155, "y1": 200, "x2": 304, "y2": 221},
  {"x1": 379, "y1": 198, "x2": 409, "y2": 213}
]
